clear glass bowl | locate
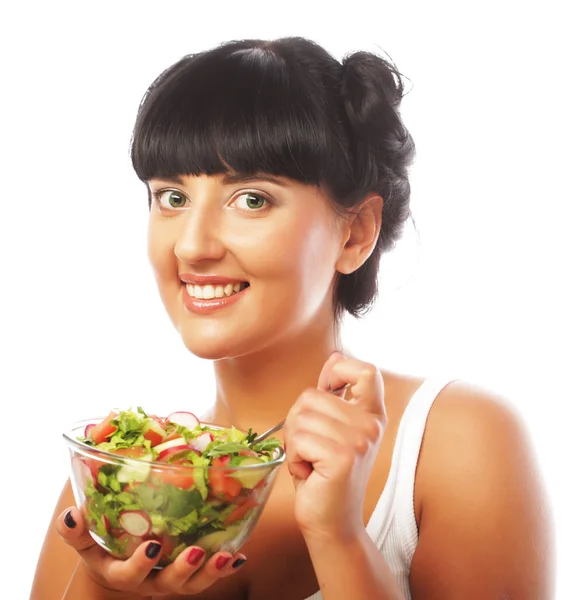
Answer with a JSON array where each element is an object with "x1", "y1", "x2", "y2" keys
[{"x1": 63, "y1": 418, "x2": 285, "y2": 567}]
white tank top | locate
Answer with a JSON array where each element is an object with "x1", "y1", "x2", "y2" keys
[{"x1": 305, "y1": 377, "x2": 455, "y2": 600}]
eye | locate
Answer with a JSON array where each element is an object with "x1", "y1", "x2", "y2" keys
[
  {"x1": 153, "y1": 189, "x2": 189, "y2": 209},
  {"x1": 232, "y1": 192, "x2": 270, "y2": 212}
]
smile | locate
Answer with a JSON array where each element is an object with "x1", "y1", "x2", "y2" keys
[{"x1": 185, "y1": 282, "x2": 250, "y2": 300}]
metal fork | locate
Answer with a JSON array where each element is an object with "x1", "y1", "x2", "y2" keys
[{"x1": 251, "y1": 383, "x2": 350, "y2": 444}]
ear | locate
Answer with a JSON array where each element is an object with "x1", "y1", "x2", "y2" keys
[{"x1": 335, "y1": 194, "x2": 383, "y2": 275}]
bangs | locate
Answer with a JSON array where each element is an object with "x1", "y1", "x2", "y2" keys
[{"x1": 130, "y1": 45, "x2": 347, "y2": 187}]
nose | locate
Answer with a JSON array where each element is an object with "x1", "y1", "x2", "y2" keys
[{"x1": 174, "y1": 205, "x2": 227, "y2": 265}]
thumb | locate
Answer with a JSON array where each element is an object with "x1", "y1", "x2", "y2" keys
[
  {"x1": 288, "y1": 459, "x2": 313, "y2": 490},
  {"x1": 316, "y1": 351, "x2": 346, "y2": 392},
  {"x1": 56, "y1": 506, "x2": 96, "y2": 553}
]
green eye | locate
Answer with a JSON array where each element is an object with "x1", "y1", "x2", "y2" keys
[
  {"x1": 157, "y1": 190, "x2": 187, "y2": 209},
  {"x1": 167, "y1": 191, "x2": 187, "y2": 208},
  {"x1": 243, "y1": 193, "x2": 266, "y2": 210}
]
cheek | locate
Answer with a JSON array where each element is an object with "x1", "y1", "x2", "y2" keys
[
  {"x1": 147, "y1": 220, "x2": 177, "y2": 287},
  {"x1": 236, "y1": 213, "x2": 338, "y2": 292}
]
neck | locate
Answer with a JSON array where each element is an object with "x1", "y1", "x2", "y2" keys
[{"x1": 210, "y1": 313, "x2": 343, "y2": 433}]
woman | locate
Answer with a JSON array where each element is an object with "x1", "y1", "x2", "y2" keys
[{"x1": 32, "y1": 37, "x2": 554, "y2": 599}]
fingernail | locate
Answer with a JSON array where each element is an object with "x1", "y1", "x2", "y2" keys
[
  {"x1": 232, "y1": 557, "x2": 247, "y2": 569},
  {"x1": 187, "y1": 547, "x2": 205, "y2": 565},
  {"x1": 146, "y1": 542, "x2": 162, "y2": 559},
  {"x1": 216, "y1": 555, "x2": 230, "y2": 570},
  {"x1": 64, "y1": 510, "x2": 76, "y2": 529}
]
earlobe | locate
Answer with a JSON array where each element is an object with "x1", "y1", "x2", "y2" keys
[{"x1": 335, "y1": 194, "x2": 383, "y2": 274}]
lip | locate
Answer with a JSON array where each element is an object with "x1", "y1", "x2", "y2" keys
[
  {"x1": 182, "y1": 283, "x2": 250, "y2": 315},
  {"x1": 179, "y1": 273, "x2": 248, "y2": 285}
]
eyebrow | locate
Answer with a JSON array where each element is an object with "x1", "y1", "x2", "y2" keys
[
  {"x1": 221, "y1": 173, "x2": 290, "y2": 187},
  {"x1": 147, "y1": 173, "x2": 290, "y2": 187}
]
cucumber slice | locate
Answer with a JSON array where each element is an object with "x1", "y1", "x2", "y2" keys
[
  {"x1": 117, "y1": 454, "x2": 153, "y2": 483},
  {"x1": 229, "y1": 457, "x2": 270, "y2": 489},
  {"x1": 195, "y1": 525, "x2": 242, "y2": 553}
]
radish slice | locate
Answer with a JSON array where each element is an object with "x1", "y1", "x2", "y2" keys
[
  {"x1": 157, "y1": 444, "x2": 193, "y2": 462},
  {"x1": 119, "y1": 510, "x2": 152, "y2": 537},
  {"x1": 190, "y1": 432, "x2": 214, "y2": 453},
  {"x1": 166, "y1": 411, "x2": 200, "y2": 429},
  {"x1": 152, "y1": 436, "x2": 188, "y2": 453},
  {"x1": 72, "y1": 456, "x2": 94, "y2": 487},
  {"x1": 84, "y1": 424, "x2": 96, "y2": 437}
]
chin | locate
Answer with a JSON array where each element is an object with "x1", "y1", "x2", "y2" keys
[
  {"x1": 176, "y1": 312, "x2": 301, "y2": 362},
  {"x1": 176, "y1": 325, "x2": 265, "y2": 362}
]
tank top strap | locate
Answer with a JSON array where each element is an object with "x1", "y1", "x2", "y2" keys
[{"x1": 367, "y1": 377, "x2": 456, "y2": 548}]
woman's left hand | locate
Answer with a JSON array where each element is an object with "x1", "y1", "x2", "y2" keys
[{"x1": 283, "y1": 352, "x2": 387, "y2": 542}]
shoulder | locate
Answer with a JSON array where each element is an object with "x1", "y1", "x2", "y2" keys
[
  {"x1": 415, "y1": 378, "x2": 547, "y2": 522},
  {"x1": 418, "y1": 379, "x2": 540, "y2": 496},
  {"x1": 408, "y1": 379, "x2": 555, "y2": 598}
]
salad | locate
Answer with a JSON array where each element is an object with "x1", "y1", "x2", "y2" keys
[{"x1": 70, "y1": 408, "x2": 283, "y2": 566}]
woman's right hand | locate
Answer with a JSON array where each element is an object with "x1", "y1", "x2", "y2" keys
[{"x1": 56, "y1": 505, "x2": 247, "y2": 597}]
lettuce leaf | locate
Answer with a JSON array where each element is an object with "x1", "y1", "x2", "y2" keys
[
  {"x1": 206, "y1": 442, "x2": 249, "y2": 457},
  {"x1": 251, "y1": 438, "x2": 282, "y2": 454}
]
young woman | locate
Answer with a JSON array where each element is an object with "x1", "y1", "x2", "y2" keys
[{"x1": 32, "y1": 37, "x2": 554, "y2": 600}]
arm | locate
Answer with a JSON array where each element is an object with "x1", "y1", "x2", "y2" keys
[
  {"x1": 284, "y1": 353, "x2": 405, "y2": 600},
  {"x1": 305, "y1": 530, "x2": 405, "y2": 600},
  {"x1": 409, "y1": 382, "x2": 555, "y2": 599}
]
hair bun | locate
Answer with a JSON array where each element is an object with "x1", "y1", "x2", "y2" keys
[
  {"x1": 340, "y1": 51, "x2": 414, "y2": 194},
  {"x1": 341, "y1": 51, "x2": 405, "y2": 114}
]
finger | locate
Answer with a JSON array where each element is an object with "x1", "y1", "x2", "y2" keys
[
  {"x1": 150, "y1": 545, "x2": 207, "y2": 593},
  {"x1": 317, "y1": 351, "x2": 347, "y2": 391},
  {"x1": 286, "y1": 430, "x2": 341, "y2": 482},
  {"x1": 287, "y1": 388, "x2": 357, "y2": 427},
  {"x1": 56, "y1": 507, "x2": 96, "y2": 553},
  {"x1": 56, "y1": 507, "x2": 159, "y2": 589},
  {"x1": 321, "y1": 355, "x2": 385, "y2": 415},
  {"x1": 286, "y1": 409, "x2": 352, "y2": 448},
  {"x1": 103, "y1": 539, "x2": 166, "y2": 589},
  {"x1": 183, "y1": 552, "x2": 245, "y2": 595},
  {"x1": 285, "y1": 413, "x2": 353, "y2": 483}
]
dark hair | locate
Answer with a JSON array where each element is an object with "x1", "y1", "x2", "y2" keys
[{"x1": 130, "y1": 37, "x2": 415, "y2": 319}]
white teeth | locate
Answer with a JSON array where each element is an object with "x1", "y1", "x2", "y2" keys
[{"x1": 185, "y1": 282, "x2": 247, "y2": 300}]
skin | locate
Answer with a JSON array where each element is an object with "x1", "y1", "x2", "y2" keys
[{"x1": 32, "y1": 173, "x2": 554, "y2": 599}]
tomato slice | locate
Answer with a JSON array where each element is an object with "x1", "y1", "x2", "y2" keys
[
  {"x1": 90, "y1": 411, "x2": 118, "y2": 444},
  {"x1": 155, "y1": 459, "x2": 194, "y2": 490},
  {"x1": 208, "y1": 457, "x2": 243, "y2": 500},
  {"x1": 224, "y1": 494, "x2": 258, "y2": 525},
  {"x1": 143, "y1": 419, "x2": 165, "y2": 446}
]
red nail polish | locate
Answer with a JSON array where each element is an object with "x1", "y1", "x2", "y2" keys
[
  {"x1": 216, "y1": 555, "x2": 230, "y2": 570},
  {"x1": 187, "y1": 547, "x2": 205, "y2": 565}
]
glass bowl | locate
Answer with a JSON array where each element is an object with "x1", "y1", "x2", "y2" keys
[{"x1": 63, "y1": 418, "x2": 285, "y2": 567}]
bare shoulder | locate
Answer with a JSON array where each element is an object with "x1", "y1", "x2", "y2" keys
[
  {"x1": 418, "y1": 380, "x2": 547, "y2": 498},
  {"x1": 409, "y1": 380, "x2": 555, "y2": 599}
]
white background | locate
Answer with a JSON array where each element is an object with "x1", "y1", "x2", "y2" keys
[{"x1": 1, "y1": 1, "x2": 582, "y2": 598}]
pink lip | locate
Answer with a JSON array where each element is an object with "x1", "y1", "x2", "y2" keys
[
  {"x1": 181, "y1": 284, "x2": 250, "y2": 315},
  {"x1": 179, "y1": 273, "x2": 247, "y2": 285}
]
